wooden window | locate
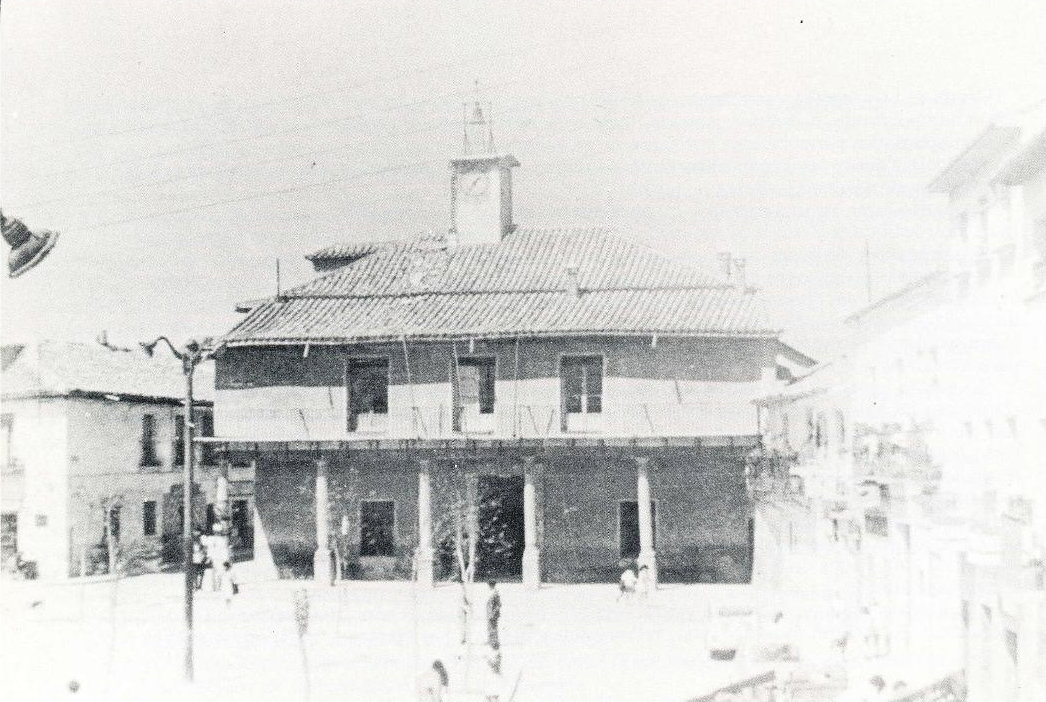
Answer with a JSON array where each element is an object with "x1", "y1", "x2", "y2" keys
[
  {"x1": 618, "y1": 500, "x2": 656, "y2": 560},
  {"x1": 456, "y1": 357, "x2": 496, "y2": 414},
  {"x1": 346, "y1": 359, "x2": 389, "y2": 432},
  {"x1": 198, "y1": 411, "x2": 215, "y2": 465},
  {"x1": 140, "y1": 414, "x2": 159, "y2": 467},
  {"x1": 174, "y1": 414, "x2": 185, "y2": 465},
  {"x1": 360, "y1": 500, "x2": 395, "y2": 557},
  {"x1": 143, "y1": 501, "x2": 158, "y2": 536},
  {"x1": 561, "y1": 356, "x2": 602, "y2": 415}
]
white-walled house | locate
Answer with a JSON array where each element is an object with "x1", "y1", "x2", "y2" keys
[{"x1": 1, "y1": 341, "x2": 254, "y2": 579}]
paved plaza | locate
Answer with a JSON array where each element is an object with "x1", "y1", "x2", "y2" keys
[{"x1": 0, "y1": 570, "x2": 827, "y2": 702}]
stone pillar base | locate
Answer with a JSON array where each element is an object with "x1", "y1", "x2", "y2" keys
[
  {"x1": 522, "y1": 547, "x2": 541, "y2": 589},
  {"x1": 416, "y1": 547, "x2": 435, "y2": 588},
  {"x1": 638, "y1": 550, "x2": 658, "y2": 589},
  {"x1": 313, "y1": 548, "x2": 334, "y2": 586}
]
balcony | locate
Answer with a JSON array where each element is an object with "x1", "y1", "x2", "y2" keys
[{"x1": 214, "y1": 399, "x2": 757, "y2": 443}]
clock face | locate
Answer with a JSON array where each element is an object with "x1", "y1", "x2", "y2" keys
[{"x1": 461, "y1": 172, "x2": 490, "y2": 196}]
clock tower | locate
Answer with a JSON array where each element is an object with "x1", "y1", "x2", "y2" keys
[{"x1": 450, "y1": 99, "x2": 519, "y2": 246}]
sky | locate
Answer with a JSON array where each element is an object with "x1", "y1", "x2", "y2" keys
[{"x1": 2, "y1": 0, "x2": 1045, "y2": 359}]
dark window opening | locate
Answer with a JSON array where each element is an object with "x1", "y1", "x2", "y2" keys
[
  {"x1": 360, "y1": 500, "x2": 395, "y2": 557},
  {"x1": 347, "y1": 359, "x2": 389, "y2": 431},
  {"x1": 198, "y1": 411, "x2": 215, "y2": 465},
  {"x1": 561, "y1": 356, "x2": 603, "y2": 416},
  {"x1": 205, "y1": 504, "x2": 216, "y2": 534},
  {"x1": 231, "y1": 499, "x2": 253, "y2": 550},
  {"x1": 108, "y1": 505, "x2": 122, "y2": 543},
  {"x1": 455, "y1": 357, "x2": 496, "y2": 431},
  {"x1": 174, "y1": 414, "x2": 185, "y2": 465},
  {"x1": 457, "y1": 357, "x2": 496, "y2": 413},
  {"x1": 143, "y1": 501, "x2": 158, "y2": 536},
  {"x1": 619, "y1": 500, "x2": 656, "y2": 560},
  {"x1": 140, "y1": 414, "x2": 160, "y2": 467}
]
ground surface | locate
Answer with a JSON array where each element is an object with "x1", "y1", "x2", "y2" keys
[{"x1": 0, "y1": 570, "x2": 848, "y2": 702}]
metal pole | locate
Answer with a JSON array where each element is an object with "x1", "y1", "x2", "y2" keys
[{"x1": 183, "y1": 357, "x2": 195, "y2": 682}]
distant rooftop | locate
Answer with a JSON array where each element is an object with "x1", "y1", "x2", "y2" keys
[{"x1": 1, "y1": 340, "x2": 214, "y2": 404}]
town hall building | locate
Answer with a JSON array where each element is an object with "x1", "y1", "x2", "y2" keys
[{"x1": 209, "y1": 104, "x2": 810, "y2": 586}]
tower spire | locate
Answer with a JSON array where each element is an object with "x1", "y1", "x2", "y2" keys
[{"x1": 463, "y1": 80, "x2": 494, "y2": 155}]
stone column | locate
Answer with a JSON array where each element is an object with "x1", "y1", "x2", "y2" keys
[
  {"x1": 635, "y1": 456, "x2": 658, "y2": 587},
  {"x1": 313, "y1": 457, "x2": 333, "y2": 585},
  {"x1": 522, "y1": 456, "x2": 541, "y2": 589},
  {"x1": 416, "y1": 458, "x2": 435, "y2": 588}
]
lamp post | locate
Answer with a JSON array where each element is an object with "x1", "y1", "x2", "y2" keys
[{"x1": 140, "y1": 335, "x2": 211, "y2": 683}]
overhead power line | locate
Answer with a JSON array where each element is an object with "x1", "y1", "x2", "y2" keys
[
  {"x1": 9, "y1": 22, "x2": 619, "y2": 156},
  {"x1": 20, "y1": 79, "x2": 520, "y2": 183},
  {"x1": 73, "y1": 157, "x2": 444, "y2": 234}
]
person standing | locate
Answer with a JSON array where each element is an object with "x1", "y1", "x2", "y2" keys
[
  {"x1": 191, "y1": 534, "x2": 207, "y2": 591},
  {"x1": 416, "y1": 659, "x2": 449, "y2": 702},
  {"x1": 220, "y1": 561, "x2": 237, "y2": 608},
  {"x1": 484, "y1": 645, "x2": 503, "y2": 702},
  {"x1": 617, "y1": 564, "x2": 637, "y2": 602},
  {"x1": 636, "y1": 565, "x2": 651, "y2": 600},
  {"x1": 485, "y1": 581, "x2": 502, "y2": 650}
]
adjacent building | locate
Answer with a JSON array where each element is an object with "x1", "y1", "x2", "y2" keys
[
  {"x1": 753, "y1": 105, "x2": 1046, "y2": 699},
  {"x1": 1, "y1": 340, "x2": 254, "y2": 578},
  {"x1": 208, "y1": 105, "x2": 812, "y2": 586}
]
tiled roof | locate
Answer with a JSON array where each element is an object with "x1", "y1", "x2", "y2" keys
[
  {"x1": 224, "y1": 228, "x2": 779, "y2": 345},
  {"x1": 1, "y1": 341, "x2": 215, "y2": 403}
]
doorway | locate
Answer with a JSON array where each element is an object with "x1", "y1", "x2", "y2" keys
[{"x1": 475, "y1": 475, "x2": 524, "y2": 579}]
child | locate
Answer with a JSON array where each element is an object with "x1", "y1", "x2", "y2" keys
[
  {"x1": 486, "y1": 581, "x2": 502, "y2": 649},
  {"x1": 220, "y1": 561, "x2": 238, "y2": 607},
  {"x1": 484, "y1": 645, "x2": 503, "y2": 702},
  {"x1": 636, "y1": 564, "x2": 651, "y2": 599},
  {"x1": 618, "y1": 564, "x2": 637, "y2": 601}
]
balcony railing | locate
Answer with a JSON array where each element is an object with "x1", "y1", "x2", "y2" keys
[{"x1": 214, "y1": 400, "x2": 757, "y2": 442}]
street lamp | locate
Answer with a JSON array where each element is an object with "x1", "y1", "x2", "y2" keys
[
  {"x1": 140, "y1": 335, "x2": 212, "y2": 683},
  {"x1": 2, "y1": 210, "x2": 60, "y2": 278}
]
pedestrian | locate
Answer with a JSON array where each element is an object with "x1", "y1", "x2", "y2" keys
[
  {"x1": 191, "y1": 534, "x2": 206, "y2": 591},
  {"x1": 486, "y1": 580, "x2": 502, "y2": 650},
  {"x1": 220, "y1": 561, "x2": 238, "y2": 607},
  {"x1": 617, "y1": 564, "x2": 637, "y2": 601},
  {"x1": 636, "y1": 564, "x2": 651, "y2": 599},
  {"x1": 416, "y1": 659, "x2": 449, "y2": 702},
  {"x1": 484, "y1": 644, "x2": 503, "y2": 702}
]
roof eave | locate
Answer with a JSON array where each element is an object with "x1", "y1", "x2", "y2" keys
[{"x1": 222, "y1": 328, "x2": 782, "y2": 347}]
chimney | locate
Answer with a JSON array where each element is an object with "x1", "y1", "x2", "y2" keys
[
  {"x1": 733, "y1": 258, "x2": 747, "y2": 289},
  {"x1": 564, "y1": 265, "x2": 581, "y2": 299},
  {"x1": 718, "y1": 252, "x2": 733, "y2": 283}
]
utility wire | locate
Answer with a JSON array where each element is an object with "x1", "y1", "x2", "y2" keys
[
  {"x1": 13, "y1": 79, "x2": 624, "y2": 213},
  {"x1": 9, "y1": 20, "x2": 621, "y2": 155},
  {"x1": 19, "y1": 79, "x2": 520, "y2": 184},
  {"x1": 71, "y1": 157, "x2": 445, "y2": 233}
]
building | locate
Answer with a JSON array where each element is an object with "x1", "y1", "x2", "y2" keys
[
  {"x1": 208, "y1": 104, "x2": 812, "y2": 586},
  {"x1": 753, "y1": 104, "x2": 1046, "y2": 699},
  {"x1": 0, "y1": 340, "x2": 254, "y2": 579}
]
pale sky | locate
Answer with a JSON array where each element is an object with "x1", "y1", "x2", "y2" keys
[{"x1": 3, "y1": 0, "x2": 1045, "y2": 359}]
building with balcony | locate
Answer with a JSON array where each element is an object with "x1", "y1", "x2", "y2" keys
[
  {"x1": 752, "y1": 104, "x2": 1046, "y2": 699},
  {"x1": 0, "y1": 340, "x2": 253, "y2": 579},
  {"x1": 208, "y1": 104, "x2": 813, "y2": 586}
]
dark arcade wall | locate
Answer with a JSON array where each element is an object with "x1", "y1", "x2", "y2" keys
[{"x1": 246, "y1": 444, "x2": 753, "y2": 584}]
